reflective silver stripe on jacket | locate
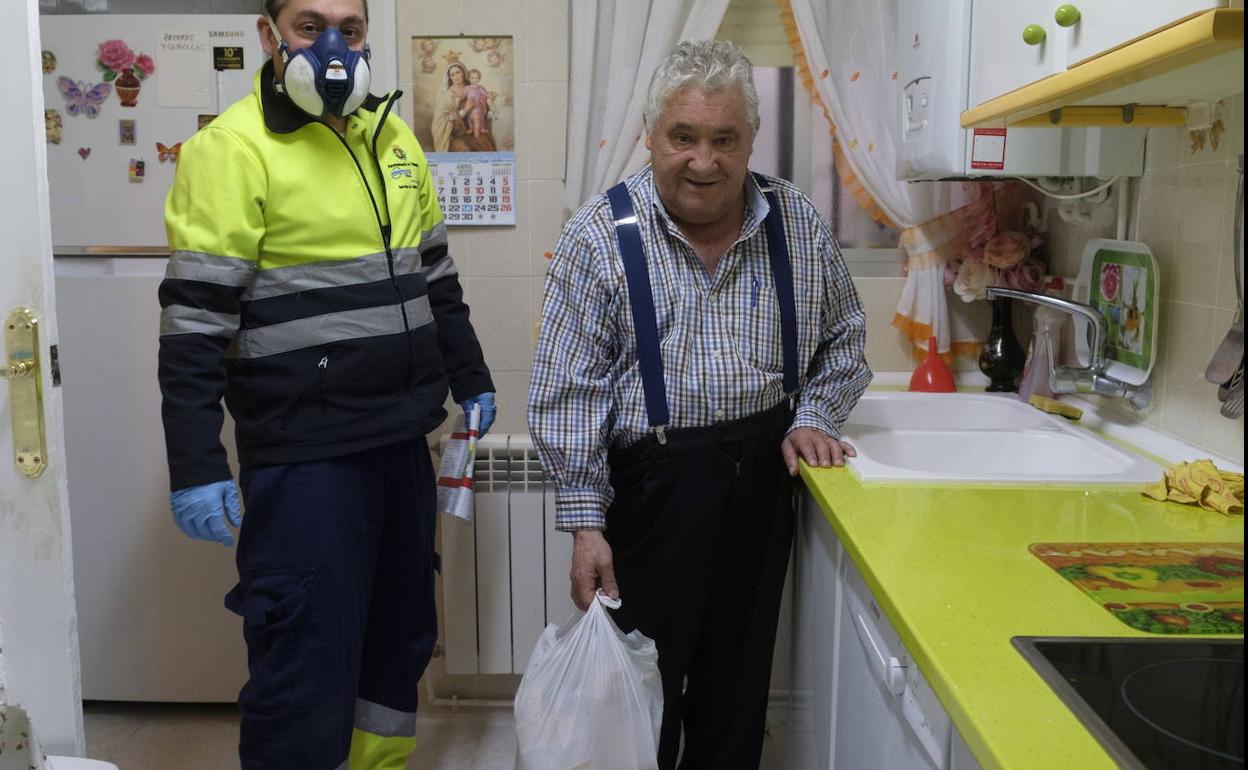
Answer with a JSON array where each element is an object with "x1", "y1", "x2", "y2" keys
[
  {"x1": 418, "y1": 221, "x2": 458, "y2": 283},
  {"x1": 164, "y1": 250, "x2": 257, "y2": 286},
  {"x1": 353, "y1": 698, "x2": 416, "y2": 738},
  {"x1": 238, "y1": 248, "x2": 456, "y2": 301},
  {"x1": 226, "y1": 295, "x2": 433, "y2": 359},
  {"x1": 160, "y1": 304, "x2": 241, "y2": 339}
]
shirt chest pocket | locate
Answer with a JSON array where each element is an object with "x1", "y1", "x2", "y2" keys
[{"x1": 727, "y1": 277, "x2": 820, "y2": 376}]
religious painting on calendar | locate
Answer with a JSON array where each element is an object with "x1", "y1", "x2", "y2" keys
[
  {"x1": 410, "y1": 35, "x2": 515, "y2": 155},
  {"x1": 410, "y1": 35, "x2": 516, "y2": 226}
]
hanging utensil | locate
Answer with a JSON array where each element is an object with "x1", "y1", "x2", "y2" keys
[
  {"x1": 1221, "y1": 364, "x2": 1244, "y2": 418},
  {"x1": 1205, "y1": 154, "x2": 1243, "y2": 388}
]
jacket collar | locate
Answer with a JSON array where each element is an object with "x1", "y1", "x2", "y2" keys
[{"x1": 257, "y1": 59, "x2": 387, "y2": 135}]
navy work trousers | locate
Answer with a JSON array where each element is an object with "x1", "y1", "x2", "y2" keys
[
  {"x1": 605, "y1": 402, "x2": 796, "y2": 770},
  {"x1": 224, "y1": 438, "x2": 438, "y2": 769}
]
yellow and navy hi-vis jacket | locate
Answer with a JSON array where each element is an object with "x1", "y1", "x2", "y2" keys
[{"x1": 158, "y1": 60, "x2": 493, "y2": 490}]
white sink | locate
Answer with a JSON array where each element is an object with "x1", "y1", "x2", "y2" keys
[{"x1": 841, "y1": 392, "x2": 1162, "y2": 485}]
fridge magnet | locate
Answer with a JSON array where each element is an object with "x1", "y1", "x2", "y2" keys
[
  {"x1": 42, "y1": 50, "x2": 57, "y2": 74},
  {"x1": 196, "y1": 114, "x2": 217, "y2": 131},
  {"x1": 78, "y1": 147, "x2": 92, "y2": 160},
  {"x1": 156, "y1": 142, "x2": 181, "y2": 163},
  {"x1": 57, "y1": 77, "x2": 110, "y2": 119},
  {"x1": 45, "y1": 109, "x2": 63, "y2": 145},
  {"x1": 129, "y1": 158, "x2": 146, "y2": 181},
  {"x1": 96, "y1": 39, "x2": 155, "y2": 108},
  {"x1": 118, "y1": 119, "x2": 136, "y2": 145},
  {"x1": 411, "y1": 36, "x2": 516, "y2": 226}
]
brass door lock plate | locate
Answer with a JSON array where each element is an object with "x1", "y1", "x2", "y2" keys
[{"x1": 2, "y1": 308, "x2": 47, "y2": 477}]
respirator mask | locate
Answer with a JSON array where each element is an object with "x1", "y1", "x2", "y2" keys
[{"x1": 268, "y1": 17, "x2": 371, "y2": 119}]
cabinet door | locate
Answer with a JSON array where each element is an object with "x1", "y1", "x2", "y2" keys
[
  {"x1": 787, "y1": 493, "x2": 843, "y2": 770},
  {"x1": 969, "y1": 0, "x2": 1066, "y2": 106},
  {"x1": 1063, "y1": 0, "x2": 1226, "y2": 66}
]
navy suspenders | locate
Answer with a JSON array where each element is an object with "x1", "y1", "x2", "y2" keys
[
  {"x1": 754, "y1": 172, "x2": 801, "y2": 398},
  {"x1": 606, "y1": 182, "x2": 673, "y2": 442},
  {"x1": 607, "y1": 172, "x2": 799, "y2": 444}
]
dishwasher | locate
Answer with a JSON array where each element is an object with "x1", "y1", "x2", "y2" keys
[{"x1": 834, "y1": 554, "x2": 957, "y2": 769}]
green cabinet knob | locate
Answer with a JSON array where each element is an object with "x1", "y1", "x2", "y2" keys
[
  {"x1": 1023, "y1": 24, "x2": 1047, "y2": 45},
  {"x1": 1054, "y1": 4, "x2": 1081, "y2": 27}
]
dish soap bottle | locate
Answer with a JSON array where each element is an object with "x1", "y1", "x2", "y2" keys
[
  {"x1": 1018, "y1": 278, "x2": 1068, "y2": 402},
  {"x1": 909, "y1": 336, "x2": 957, "y2": 392}
]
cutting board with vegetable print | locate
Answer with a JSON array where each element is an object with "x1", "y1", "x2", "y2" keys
[{"x1": 1030, "y1": 542, "x2": 1244, "y2": 634}]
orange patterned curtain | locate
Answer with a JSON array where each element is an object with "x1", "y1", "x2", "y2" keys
[{"x1": 775, "y1": 0, "x2": 896, "y2": 229}]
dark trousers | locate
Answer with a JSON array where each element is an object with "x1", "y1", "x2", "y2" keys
[
  {"x1": 605, "y1": 403, "x2": 795, "y2": 770},
  {"x1": 225, "y1": 438, "x2": 438, "y2": 770}
]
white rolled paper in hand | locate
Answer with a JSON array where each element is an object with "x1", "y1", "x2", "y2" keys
[{"x1": 436, "y1": 403, "x2": 480, "y2": 524}]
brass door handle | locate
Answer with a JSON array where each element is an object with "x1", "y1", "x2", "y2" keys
[
  {"x1": 1, "y1": 358, "x2": 36, "y2": 380},
  {"x1": 3, "y1": 308, "x2": 47, "y2": 477}
]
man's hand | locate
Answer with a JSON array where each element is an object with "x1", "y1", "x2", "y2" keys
[
  {"x1": 460, "y1": 392, "x2": 497, "y2": 437},
  {"x1": 780, "y1": 427, "x2": 857, "y2": 476},
  {"x1": 570, "y1": 530, "x2": 619, "y2": 610},
  {"x1": 170, "y1": 479, "x2": 242, "y2": 546}
]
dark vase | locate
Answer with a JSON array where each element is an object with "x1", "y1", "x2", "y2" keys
[{"x1": 979, "y1": 296, "x2": 1026, "y2": 392}]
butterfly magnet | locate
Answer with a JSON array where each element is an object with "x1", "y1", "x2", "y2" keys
[
  {"x1": 58, "y1": 77, "x2": 110, "y2": 119},
  {"x1": 156, "y1": 142, "x2": 181, "y2": 163}
]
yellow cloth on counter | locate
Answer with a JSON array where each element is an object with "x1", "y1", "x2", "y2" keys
[{"x1": 1142, "y1": 459, "x2": 1245, "y2": 515}]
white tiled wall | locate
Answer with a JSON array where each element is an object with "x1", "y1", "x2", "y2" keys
[
  {"x1": 400, "y1": 0, "x2": 567, "y2": 701},
  {"x1": 398, "y1": 0, "x2": 568, "y2": 441},
  {"x1": 1044, "y1": 94, "x2": 1245, "y2": 464}
]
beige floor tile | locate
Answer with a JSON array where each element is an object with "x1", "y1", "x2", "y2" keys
[{"x1": 85, "y1": 701, "x2": 784, "y2": 769}]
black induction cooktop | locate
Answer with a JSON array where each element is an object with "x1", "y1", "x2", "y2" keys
[{"x1": 1014, "y1": 637, "x2": 1244, "y2": 769}]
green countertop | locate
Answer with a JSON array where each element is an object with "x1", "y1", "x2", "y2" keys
[{"x1": 799, "y1": 465, "x2": 1244, "y2": 770}]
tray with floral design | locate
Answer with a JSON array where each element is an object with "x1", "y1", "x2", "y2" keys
[
  {"x1": 1030, "y1": 542, "x2": 1244, "y2": 635},
  {"x1": 1071, "y1": 239, "x2": 1158, "y2": 387}
]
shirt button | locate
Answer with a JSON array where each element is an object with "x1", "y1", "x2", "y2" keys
[
  {"x1": 711, "y1": 349, "x2": 721, "y2": 360},
  {"x1": 714, "y1": 408, "x2": 726, "y2": 420}
]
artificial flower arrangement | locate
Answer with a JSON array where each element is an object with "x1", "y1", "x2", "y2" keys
[
  {"x1": 97, "y1": 39, "x2": 154, "y2": 107},
  {"x1": 944, "y1": 183, "x2": 1048, "y2": 302}
]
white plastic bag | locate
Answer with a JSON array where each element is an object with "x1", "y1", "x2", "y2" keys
[{"x1": 514, "y1": 593, "x2": 663, "y2": 770}]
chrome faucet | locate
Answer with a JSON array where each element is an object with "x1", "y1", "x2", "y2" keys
[{"x1": 985, "y1": 287, "x2": 1152, "y2": 409}]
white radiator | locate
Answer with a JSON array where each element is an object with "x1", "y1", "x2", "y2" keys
[{"x1": 438, "y1": 434, "x2": 577, "y2": 675}]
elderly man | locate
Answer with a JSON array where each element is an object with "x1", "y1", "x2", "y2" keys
[{"x1": 529, "y1": 40, "x2": 871, "y2": 769}]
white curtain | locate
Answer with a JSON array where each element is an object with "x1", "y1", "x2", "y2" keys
[
  {"x1": 788, "y1": 0, "x2": 987, "y2": 358},
  {"x1": 787, "y1": 0, "x2": 945, "y2": 228},
  {"x1": 564, "y1": 0, "x2": 732, "y2": 218}
]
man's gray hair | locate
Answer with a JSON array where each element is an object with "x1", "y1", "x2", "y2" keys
[{"x1": 644, "y1": 40, "x2": 759, "y2": 133}]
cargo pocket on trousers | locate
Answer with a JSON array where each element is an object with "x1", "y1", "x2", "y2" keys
[{"x1": 225, "y1": 568, "x2": 322, "y2": 714}]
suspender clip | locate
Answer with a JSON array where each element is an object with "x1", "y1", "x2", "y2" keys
[{"x1": 654, "y1": 425, "x2": 668, "y2": 445}]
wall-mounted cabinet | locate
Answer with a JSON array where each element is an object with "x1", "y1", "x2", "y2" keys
[
  {"x1": 970, "y1": 1, "x2": 1225, "y2": 107},
  {"x1": 963, "y1": 5, "x2": 1244, "y2": 128},
  {"x1": 897, "y1": 0, "x2": 1146, "y2": 180}
]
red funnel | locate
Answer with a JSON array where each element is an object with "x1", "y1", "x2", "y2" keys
[{"x1": 909, "y1": 336, "x2": 956, "y2": 392}]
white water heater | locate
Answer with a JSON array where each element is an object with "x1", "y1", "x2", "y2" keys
[{"x1": 896, "y1": 0, "x2": 1146, "y2": 181}]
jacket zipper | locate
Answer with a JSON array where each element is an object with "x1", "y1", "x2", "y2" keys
[{"x1": 321, "y1": 91, "x2": 414, "y2": 391}]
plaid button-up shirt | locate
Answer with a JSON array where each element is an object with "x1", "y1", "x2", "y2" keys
[{"x1": 528, "y1": 166, "x2": 871, "y2": 531}]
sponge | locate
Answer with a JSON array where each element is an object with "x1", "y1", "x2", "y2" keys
[{"x1": 1029, "y1": 394, "x2": 1082, "y2": 420}]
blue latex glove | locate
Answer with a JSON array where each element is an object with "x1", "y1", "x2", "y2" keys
[
  {"x1": 170, "y1": 479, "x2": 242, "y2": 547},
  {"x1": 460, "y1": 392, "x2": 497, "y2": 437}
]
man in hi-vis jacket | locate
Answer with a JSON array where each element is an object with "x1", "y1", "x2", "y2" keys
[{"x1": 157, "y1": 0, "x2": 494, "y2": 767}]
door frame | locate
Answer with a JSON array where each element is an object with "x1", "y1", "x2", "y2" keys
[{"x1": 0, "y1": 0, "x2": 85, "y2": 755}]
